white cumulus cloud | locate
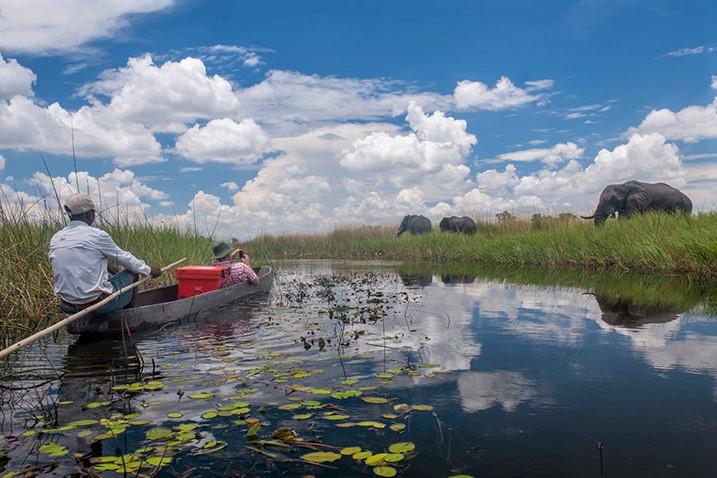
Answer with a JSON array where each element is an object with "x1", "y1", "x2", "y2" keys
[
  {"x1": 175, "y1": 118, "x2": 271, "y2": 165},
  {"x1": 454, "y1": 76, "x2": 550, "y2": 111},
  {"x1": 0, "y1": 54, "x2": 36, "y2": 99},
  {"x1": 0, "y1": 0, "x2": 175, "y2": 54},
  {"x1": 81, "y1": 55, "x2": 240, "y2": 133},
  {"x1": 498, "y1": 142, "x2": 584, "y2": 167}
]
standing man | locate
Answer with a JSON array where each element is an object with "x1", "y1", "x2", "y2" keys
[{"x1": 49, "y1": 193, "x2": 163, "y2": 314}]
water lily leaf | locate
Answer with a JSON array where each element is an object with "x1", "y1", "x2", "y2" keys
[
  {"x1": 448, "y1": 476, "x2": 476, "y2": 478},
  {"x1": 388, "y1": 442, "x2": 415, "y2": 453},
  {"x1": 375, "y1": 373, "x2": 393, "y2": 379},
  {"x1": 359, "y1": 386, "x2": 379, "y2": 391},
  {"x1": 197, "y1": 439, "x2": 227, "y2": 454},
  {"x1": 419, "y1": 363, "x2": 440, "y2": 368},
  {"x1": 39, "y1": 442, "x2": 69, "y2": 457},
  {"x1": 167, "y1": 412, "x2": 183, "y2": 418},
  {"x1": 246, "y1": 418, "x2": 261, "y2": 437},
  {"x1": 93, "y1": 463, "x2": 120, "y2": 471},
  {"x1": 411, "y1": 404, "x2": 434, "y2": 411},
  {"x1": 86, "y1": 402, "x2": 105, "y2": 409},
  {"x1": 324, "y1": 414, "x2": 349, "y2": 421},
  {"x1": 341, "y1": 379, "x2": 359, "y2": 385},
  {"x1": 146, "y1": 428, "x2": 174, "y2": 441},
  {"x1": 393, "y1": 403, "x2": 410, "y2": 413},
  {"x1": 217, "y1": 401, "x2": 250, "y2": 411},
  {"x1": 331, "y1": 390, "x2": 362, "y2": 399},
  {"x1": 384, "y1": 453, "x2": 404, "y2": 462},
  {"x1": 389, "y1": 423, "x2": 406, "y2": 432},
  {"x1": 336, "y1": 422, "x2": 357, "y2": 428},
  {"x1": 365, "y1": 453, "x2": 389, "y2": 466},
  {"x1": 145, "y1": 381, "x2": 166, "y2": 390},
  {"x1": 374, "y1": 466, "x2": 397, "y2": 477},
  {"x1": 67, "y1": 419, "x2": 98, "y2": 427},
  {"x1": 147, "y1": 455, "x2": 172, "y2": 466},
  {"x1": 77, "y1": 430, "x2": 93, "y2": 438},
  {"x1": 176, "y1": 424, "x2": 197, "y2": 432},
  {"x1": 90, "y1": 456, "x2": 120, "y2": 464},
  {"x1": 301, "y1": 451, "x2": 342, "y2": 463},
  {"x1": 362, "y1": 396, "x2": 389, "y2": 404},
  {"x1": 310, "y1": 388, "x2": 331, "y2": 395},
  {"x1": 353, "y1": 450, "x2": 373, "y2": 460},
  {"x1": 382, "y1": 413, "x2": 397, "y2": 419},
  {"x1": 21, "y1": 430, "x2": 35, "y2": 436},
  {"x1": 293, "y1": 413, "x2": 314, "y2": 420},
  {"x1": 188, "y1": 392, "x2": 214, "y2": 399},
  {"x1": 201, "y1": 412, "x2": 218, "y2": 420},
  {"x1": 278, "y1": 403, "x2": 302, "y2": 410},
  {"x1": 357, "y1": 421, "x2": 385, "y2": 429},
  {"x1": 341, "y1": 446, "x2": 362, "y2": 455}
]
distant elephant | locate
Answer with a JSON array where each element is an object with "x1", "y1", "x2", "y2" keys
[
  {"x1": 593, "y1": 294, "x2": 682, "y2": 328},
  {"x1": 439, "y1": 216, "x2": 477, "y2": 234},
  {"x1": 396, "y1": 215, "x2": 432, "y2": 236},
  {"x1": 581, "y1": 180, "x2": 692, "y2": 226}
]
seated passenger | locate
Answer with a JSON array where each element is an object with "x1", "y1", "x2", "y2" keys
[{"x1": 212, "y1": 241, "x2": 259, "y2": 286}]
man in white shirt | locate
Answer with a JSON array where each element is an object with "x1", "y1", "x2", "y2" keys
[{"x1": 49, "y1": 193, "x2": 162, "y2": 314}]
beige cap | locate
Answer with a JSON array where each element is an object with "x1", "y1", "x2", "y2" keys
[{"x1": 64, "y1": 193, "x2": 95, "y2": 215}]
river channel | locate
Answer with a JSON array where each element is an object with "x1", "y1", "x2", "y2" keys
[{"x1": 1, "y1": 260, "x2": 717, "y2": 477}]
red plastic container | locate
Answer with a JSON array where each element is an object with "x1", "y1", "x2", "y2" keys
[{"x1": 175, "y1": 265, "x2": 229, "y2": 299}]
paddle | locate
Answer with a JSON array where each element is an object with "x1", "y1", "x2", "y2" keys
[{"x1": 0, "y1": 257, "x2": 187, "y2": 360}]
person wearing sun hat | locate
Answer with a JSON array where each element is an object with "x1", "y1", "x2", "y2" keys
[
  {"x1": 213, "y1": 241, "x2": 259, "y2": 286},
  {"x1": 49, "y1": 193, "x2": 163, "y2": 314}
]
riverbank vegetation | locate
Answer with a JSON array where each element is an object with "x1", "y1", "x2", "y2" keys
[
  {"x1": 248, "y1": 211, "x2": 717, "y2": 276},
  {"x1": 2, "y1": 202, "x2": 717, "y2": 342}
]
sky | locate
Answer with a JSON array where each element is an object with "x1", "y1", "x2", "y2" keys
[{"x1": 0, "y1": 0, "x2": 716, "y2": 240}]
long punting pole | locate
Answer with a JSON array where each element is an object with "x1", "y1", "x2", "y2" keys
[{"x1": 0, "y1": 258, "x2": 186, "y2": 360}]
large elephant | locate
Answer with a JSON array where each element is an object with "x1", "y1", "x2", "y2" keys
[
  {"x1": 581, "y1": 180, "x2": 692, "y2": 226},
  {"x1": 439, "y1": 216, "x2": 477, "y2": 234},
  {"x1": 396, "y1": 215, "x2": 432, "y2": 236}
]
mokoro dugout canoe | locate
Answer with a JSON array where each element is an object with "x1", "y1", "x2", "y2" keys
[{"x1": 67, "y1": 265, "x2": 274, "y2": 335}]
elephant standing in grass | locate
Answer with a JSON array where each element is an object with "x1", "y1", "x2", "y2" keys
[
  {"x1": 397, "y1": 215, "x2": 432, "y2": 236},
  {"x1": 439, "y1": 216, "x2": 477, "y2": 234},
  {"x1": 581, "y1": 180, "x2": 692, "y2": 226}
]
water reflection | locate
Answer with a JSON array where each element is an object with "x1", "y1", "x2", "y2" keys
[{"x1": 2, "y1": 261, "x2": 717, "y2": 477}]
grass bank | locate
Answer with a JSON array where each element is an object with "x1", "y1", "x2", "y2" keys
[{"x1": 247, "y1": 212, "x2": 717, "y2": 276}]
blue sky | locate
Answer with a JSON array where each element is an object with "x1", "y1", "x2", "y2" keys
[{"x1": 1, "y1": 0, "x2": 716, "y2": 240}]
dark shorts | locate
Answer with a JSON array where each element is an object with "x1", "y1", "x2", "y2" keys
[{"x1": 60, "y1": 271, "x2": 137, "y2": 315}]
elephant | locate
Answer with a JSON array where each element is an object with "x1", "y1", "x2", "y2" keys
[
  {"x1": 439, "y1": 216, "x2": 477, "y2": 234},
  {"x1": 396, "y1": 214, "x2": 432, "y2": 236},
  {"x1": 581, "y1": 180, "x2": 692, "y2": 226},
  {"x1": 593, "y1": 294, "x2": 681, "y2": 328}
]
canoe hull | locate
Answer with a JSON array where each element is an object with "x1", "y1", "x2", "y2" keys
[{"x1": 67, "y1": 265, "x2": 273, "y2": 335}]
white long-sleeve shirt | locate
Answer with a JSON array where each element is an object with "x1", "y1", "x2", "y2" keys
[{"x1": 49, "y1": 221, "x2": 151, "y2": 304}]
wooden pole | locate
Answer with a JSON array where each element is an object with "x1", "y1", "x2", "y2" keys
[{"x1": 0, "y1": 258, "x2": 187, "y2": 360}]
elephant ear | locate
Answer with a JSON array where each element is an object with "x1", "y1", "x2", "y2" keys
[{"x1": 625, "y1": 187, "x2": 650, "y2": 213}]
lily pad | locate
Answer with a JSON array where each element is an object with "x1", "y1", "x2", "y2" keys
[
  {"x1": 374, "y1": 466, "x2": 397, "y2": 477},
  {"x1": 301, "y1": 451, "x2": 342, "y2": 463}
]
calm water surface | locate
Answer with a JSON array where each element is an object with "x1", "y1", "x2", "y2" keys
[{"x1": 1, "y1": 261, "x2": 717, "y2": 477}]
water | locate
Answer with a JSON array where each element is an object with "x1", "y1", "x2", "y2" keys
[{"x1": 1, "y1": 261, "x2": 717, "y2": 477}]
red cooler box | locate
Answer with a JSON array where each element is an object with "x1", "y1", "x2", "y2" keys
[{"x1": 175, "y1": 265, "x2": 229, "y2": 299}]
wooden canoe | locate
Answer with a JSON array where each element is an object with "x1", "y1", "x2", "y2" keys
[{"x1": 67, "y1": 265, "x2": 274, "y2": 335}]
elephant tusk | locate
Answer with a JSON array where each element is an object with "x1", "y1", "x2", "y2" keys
[{"x1": 580, "y1": 214, "x2": 595, "y2": 219}]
